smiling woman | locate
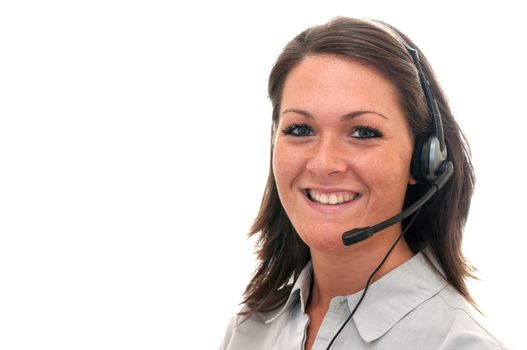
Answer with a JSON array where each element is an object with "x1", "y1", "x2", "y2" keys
[
  {"x1": 274, "y1": 56, "x2": 414, "y2": 254},
  {"x1": 220, "y1": 17, "x2": 507, "y2": 349}
]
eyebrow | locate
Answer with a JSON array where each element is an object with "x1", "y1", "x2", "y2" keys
[{"x1": 281, "y1": 108, "x2": 388, "y2": 120}]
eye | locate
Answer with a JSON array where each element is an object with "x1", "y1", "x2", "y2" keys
[
  {"x1": 281, "y1": 123, "x2": 314, "y2": 137},
  {"x1": 351, "y1": 126, "x2": 383, "y2": 139}
]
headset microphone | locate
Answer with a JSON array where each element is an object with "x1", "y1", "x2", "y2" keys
[{"x1": 342, "y1": 161, "x2": 453, "y2": 246}]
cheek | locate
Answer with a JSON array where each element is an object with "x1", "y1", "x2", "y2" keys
[
  {"x1": 271, "y1": 145, "x2": 285, "y2": 193},
  {"x1": 360, "y1": 146, "x2": 413, "y2": 205},
  {"x1": 272, "y1": 142, "x2": 302, "y2": 193}
]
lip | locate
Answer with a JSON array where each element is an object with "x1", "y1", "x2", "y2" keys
[
  {"x1": 302, "y1": 187, "x2": 361, "y2": 213},
  {"x1": 305, "y1": 187, "x2": 358, "y2": 195}
]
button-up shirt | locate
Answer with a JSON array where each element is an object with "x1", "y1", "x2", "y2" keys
[{"x1": 220, "y1": 252, "x2": 506, "y2": 349}]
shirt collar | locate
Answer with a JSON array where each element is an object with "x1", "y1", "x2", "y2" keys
[
  {"x1": 264, "y1": 251, "x2": 448, "y2": 343},
  {"x1": 350, "y1": 251, "x2": 448, "y2": 342},
  {"x1": 264, "y1": 261, "x2": 312, "y2": 324}
]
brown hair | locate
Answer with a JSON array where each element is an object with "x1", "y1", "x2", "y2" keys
[{"x1": 241, "y1": 17, "x2": 476, "y2": 317}]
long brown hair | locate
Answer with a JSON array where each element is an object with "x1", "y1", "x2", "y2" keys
[{"x1": 242, "y1": 17, "x2": 476, "y2": 317}]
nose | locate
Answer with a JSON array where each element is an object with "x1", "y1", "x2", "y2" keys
[{"x1": 306, "y1": 135, "x2": 349, "y2": 178}]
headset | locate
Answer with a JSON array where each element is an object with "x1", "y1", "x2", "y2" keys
[
  {"x1": 408, "y1": 46, "x2": 450, "y2": 185},
  {"x1": 341, "y1": 45, "x2": 454, "y2": 246}
]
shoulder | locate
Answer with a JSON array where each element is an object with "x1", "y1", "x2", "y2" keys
[
  {"x1": 220, "y1": 264, "x2": 311, "y2": 349},
  {"x1": 219, "y1": 313, "x2": 244, "y2": 350},
  {"x1": 219, "y1": 307, "x2": 284, "y2": 350},
  {"x1": 410, "y1": 284, "x2": 508, "y2": 349}
]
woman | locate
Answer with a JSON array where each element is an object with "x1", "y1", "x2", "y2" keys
[{"x1": 220, "y1": 17, "x2": 506, "y2": 349}]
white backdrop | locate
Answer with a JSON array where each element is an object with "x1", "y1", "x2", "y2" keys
[{"x1": 1, "y1": 1, "x2": 524, "y2": 349}]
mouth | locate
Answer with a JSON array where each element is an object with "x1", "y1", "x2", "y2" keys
[{"x1": 305, "y1": 189, "x2": 360, "y2": 205}]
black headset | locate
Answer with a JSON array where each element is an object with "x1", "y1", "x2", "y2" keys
[
  {"x1": 341, "y1": 45, "x2": 454, "y2": 246},
  {"x1": 407, "y1": 47, "x2": 449, "y2": 185}
]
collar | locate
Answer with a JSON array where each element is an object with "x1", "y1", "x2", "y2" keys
[
  {"x1": 348, "y1": 251, "x2": 448, "y2": 342},
  {"x1": 265, "y1": 261, "x2": 312, "y2": 324},
  {"x1": 264, "y1": 252, "x2": 448, "y2": 343}
]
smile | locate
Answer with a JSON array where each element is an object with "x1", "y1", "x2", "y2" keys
[{"x1": 306, "y1": 189, "x2": 359, "y2": 205}]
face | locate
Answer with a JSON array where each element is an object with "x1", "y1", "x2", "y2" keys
[{"x1": 272, "y1": 54, "x2": 415, "y2": 252}]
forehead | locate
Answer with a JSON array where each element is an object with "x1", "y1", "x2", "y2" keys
[{"x1": 280, "y1": 54, "x2": 404, "y2": 120}]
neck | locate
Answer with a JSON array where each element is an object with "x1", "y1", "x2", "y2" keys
[{"x1": 308, "y1": 227, "x2": 414, "y2": 309}]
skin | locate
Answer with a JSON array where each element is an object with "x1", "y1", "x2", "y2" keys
[{"x1": 272, "y1": 54, "x2": 416, "y2": 350}]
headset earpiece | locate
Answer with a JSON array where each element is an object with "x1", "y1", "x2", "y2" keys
[
  {"x1": 411, "y1": 135, "x2": 428, "y2": 184},
  {"x1": 406, "y1": 47, "x2": 449, "y2": 186},
  {"x1": 411, "y1": 134, "x2": 448, "y2": 185}
]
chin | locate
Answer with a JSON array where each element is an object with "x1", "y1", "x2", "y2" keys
[{"x1": 298, "y1": 226, "x2": 345, "y2": 252}]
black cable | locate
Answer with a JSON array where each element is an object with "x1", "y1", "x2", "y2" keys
[{"x1": 324, "y1": 208, "x2": 422, "y2": 350}]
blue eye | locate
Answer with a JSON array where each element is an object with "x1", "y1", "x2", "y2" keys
[
  {"x1": 351, "y1": 126, "x2": 383, "y2": 139},
  {"x1": 282, "y1": 123, "x2": 314, "y2": 137}
]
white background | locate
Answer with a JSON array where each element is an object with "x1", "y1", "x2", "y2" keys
[{"x1": 1, "y1": 1, "x2": 524, "y2": 349}]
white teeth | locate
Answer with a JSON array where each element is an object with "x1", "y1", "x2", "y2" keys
[{"x1": 308, "y1": 190, "x2": 357, "y2": 205}]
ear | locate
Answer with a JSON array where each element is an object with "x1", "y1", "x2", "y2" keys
[{"x1": 408, "y1": 174, "x2": 417, "y2": 185}]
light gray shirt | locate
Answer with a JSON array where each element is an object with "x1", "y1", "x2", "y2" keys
[{"x1": 220, "y1": 252, "x2": 507, "y2": 349}]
